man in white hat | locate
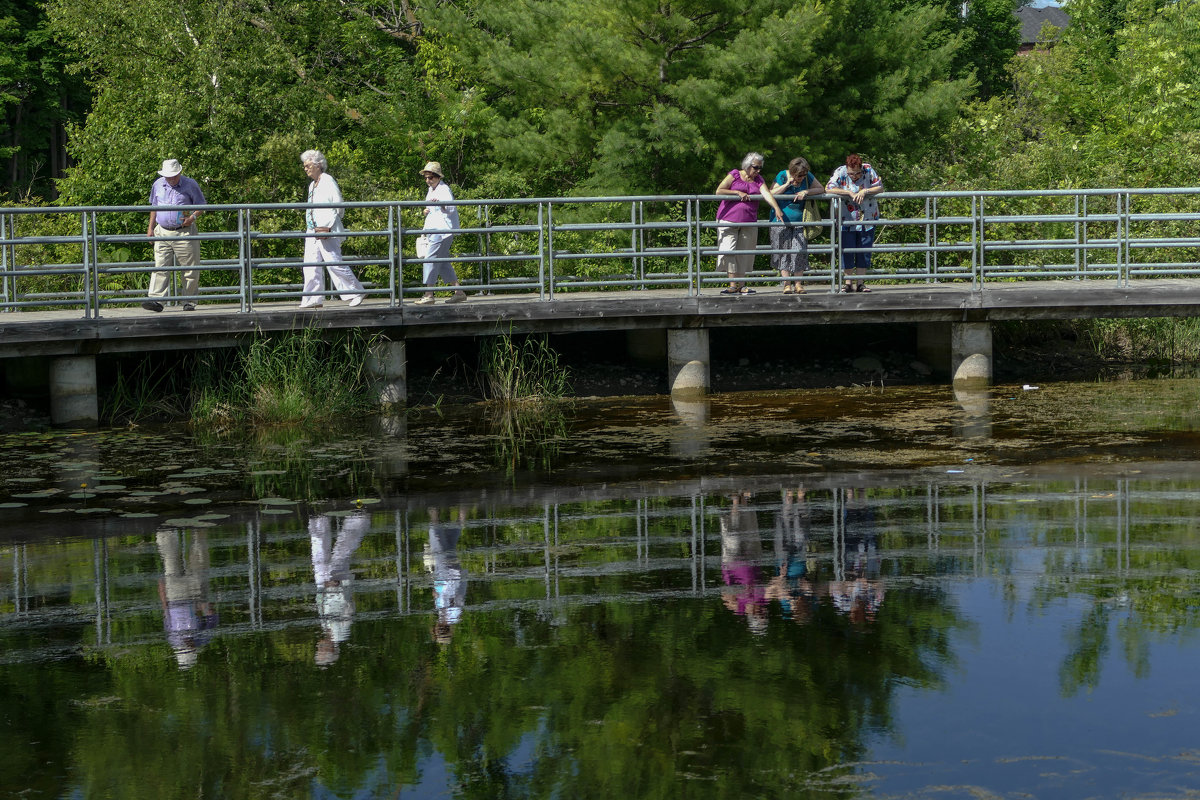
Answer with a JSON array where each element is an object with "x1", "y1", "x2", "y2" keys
[{"x1": 143, "y1": 158, "x2": 207, "y2": 312}]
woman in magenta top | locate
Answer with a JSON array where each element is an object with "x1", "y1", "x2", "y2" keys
[{"x1": 714, "y1": 152, "x2": 785, "y2": 295}]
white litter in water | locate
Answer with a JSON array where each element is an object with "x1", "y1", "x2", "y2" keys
[{"x1": 1022, "y1": 384, "x2": 1039, "y2": 391}]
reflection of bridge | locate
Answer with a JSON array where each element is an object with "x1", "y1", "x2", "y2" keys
[
  {"x1": 0, "y1": 472, "x2": 1157, "y2": 665},
  {"x1": 4, "y1": 188, "x2": 1200, "y2": 423}
]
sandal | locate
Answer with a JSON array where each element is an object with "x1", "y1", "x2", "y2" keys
[
  {"x1": 720, "y1": 287, "x2": 740, "y2": 295},
  {"x1": 840, "y1": 284, "x2": 853, "y2": 293},
  {"x1": 740, "y1": 287, "x2": 756, "y2": 295},
  {"x1": 856, "y1": 284, "x2": 871, "y2": 293},
  {"x1": 782, "y1": 284, "x2": 794, "y2": 294}
]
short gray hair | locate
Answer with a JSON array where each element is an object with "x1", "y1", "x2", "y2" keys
[
  {"x1": 300, "y1": 149, "x2": 328, "y2": 172},
  {"x1": 741, "y1": 152, "x2": 765, "y2": 171}
]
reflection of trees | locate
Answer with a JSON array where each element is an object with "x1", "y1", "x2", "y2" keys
[
  {"x1": 52, "y1": 581, "x2": 961, "y2": 798},
  {"x1": 1024, "y1": 479, "x2": 1200, "y2": 696}
]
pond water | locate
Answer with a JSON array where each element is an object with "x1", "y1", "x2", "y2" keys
[{"x1": 3, "y1": 380, "x2": 1200, "y2": 799}]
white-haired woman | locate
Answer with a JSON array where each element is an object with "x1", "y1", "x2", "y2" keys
[
  {"x1": 415, "y1": 161, "x2": 466, "y2": 305},
  {"x1": 299, "y1": 149, "x2": 366, "y2": 309},
  {"x1": 713, "y1": 152, "x2": 785, "y2": 295}
]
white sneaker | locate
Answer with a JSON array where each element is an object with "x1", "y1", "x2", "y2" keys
[
  {"x1": 347, "y1": 295, "x2": 365, "y2": 307},
  {"x1": 414, "y1": 295, "x2": 436, "y2": 305},
  {"x1": 445, "y1": 292, "x2": 467, "y2": 304}
]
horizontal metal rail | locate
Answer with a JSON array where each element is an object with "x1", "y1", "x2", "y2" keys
[{"x1": 0, "y1": 188, "x2": 1197, "y2": 316}]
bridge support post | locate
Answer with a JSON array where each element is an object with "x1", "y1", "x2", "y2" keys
[
  {"x1": 951, "y1": 322, "x2": 992, "y2": 386},
  {"x1": 49, "y1": 356, "x2": 98, "y2": 428},
  {"x1": 367, "y1": 340, "x2": 407, "y2": 407},
  {"x1": 667, "y1": 329, "x2": 709, "y2": 397}
]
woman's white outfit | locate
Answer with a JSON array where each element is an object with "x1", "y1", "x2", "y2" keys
[
  {"x1": 422, "y1": 180, "x2": 460, "y2": 287},
  {"x1": 301, "y1": 173, "x2": 366, "y2": 308}
]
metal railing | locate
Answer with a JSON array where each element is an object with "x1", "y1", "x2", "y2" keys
[{"x1": 2, "y1": 187, "x2": 1199, "y2": 318}]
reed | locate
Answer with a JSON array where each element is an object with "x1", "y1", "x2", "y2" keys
[
  {"x1": 191, "y1": 327, "x2": 381, "y2": 426},
  {"x1": 478, "y1": 331, "x2": 571, "y2": 403},
  {"x1": 101, "y1": 358, "x2": 188, "y2": 425}
]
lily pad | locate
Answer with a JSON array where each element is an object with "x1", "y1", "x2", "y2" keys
[
  {"x1": 0, "y1": 502, "x2": 28, "y2": 508},
  {"x1": 12, "y1": 488, "x2": 62, "y2": 499},
  {"x1": 164, "y1": 517, "x2": 217, "y2": 528},
  {"x1": 183, "y1": 498, "x2": 212, "y2": 505}
]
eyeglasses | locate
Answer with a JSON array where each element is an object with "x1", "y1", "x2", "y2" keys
[{"x1": 748, "y1": 164, "x2": 763, "y2": 171}]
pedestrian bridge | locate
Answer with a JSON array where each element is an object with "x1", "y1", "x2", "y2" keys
[{"x1": 2, "y1": 187, "x2": 1199, "y2": 424}]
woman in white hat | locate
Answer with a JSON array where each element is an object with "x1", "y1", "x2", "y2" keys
[
  {"x1": 415, "y1": 161, "x2": 466, "y2": 305},
  {"x1": 299, "y1": 149, "x2": 366, "y2": 309}
]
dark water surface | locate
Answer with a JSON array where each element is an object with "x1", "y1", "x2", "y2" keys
[{"x1": 3, "y1": 381, "x2": 1200, "y2": 799}]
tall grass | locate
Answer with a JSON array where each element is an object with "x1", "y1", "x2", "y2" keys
[
  {"x1": 192, "y1": 327, "x2": 382, "y2": 426},
  {"x1": 1077, "y1": 318, "x2": 1200, "y2": 363},
  {"x1": 478, "y1": 332, "x2": 571, "y2": 403}
]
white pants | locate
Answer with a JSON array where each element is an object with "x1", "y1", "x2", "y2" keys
[
  {"x1": 421, "y1": 233, "x2": 458, "y2": 287},
  {"x1": 301, "y1": 236, "x2": 366, "y2": 307},
  {"x1": 716, "y1": 223, "x2": 759, "y2": 278}
]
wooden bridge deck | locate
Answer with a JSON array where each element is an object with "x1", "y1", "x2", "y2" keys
[{"x1": 3, "y1": 279, "x2": 1200, "y2": 358}]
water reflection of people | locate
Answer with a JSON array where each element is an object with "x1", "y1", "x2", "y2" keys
[
  {"x1": 720, "y1": 492, "x2": 768, "y2": 634},
  {"x1": 423, "y1": 507, "x2": 468, "y2": 644},
  {"x1": 157, "y1": 529, "x2": 218, "y2": 670},
  {"x1": 831, "y1": 489, "x2": 885, "y2": 623},
  {"x1": 311, "y1": 512, "x2": 369, "y2": 666},
  {"x1": 766, "y1": 489, "x2": 817, "y2": 624}
]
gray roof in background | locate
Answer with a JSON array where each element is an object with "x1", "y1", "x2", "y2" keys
[{"x1": 1016, "y1": 5, "x2": 1071, "y2": 45}]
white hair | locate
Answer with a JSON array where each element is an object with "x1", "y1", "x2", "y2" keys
[
  {"x1": 300, "y1": 149, "x2": 328, "y2": 172},
  {"x1": 741, "y1": 152, "x2": 765, "y2": 171}
]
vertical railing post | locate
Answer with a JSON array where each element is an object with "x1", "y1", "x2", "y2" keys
[
  {"x1": 398, "y1": 202, "x2": 409, "y2": 306},
  {"x1": 829, "y1": 197, "x2": 841, "y2": 292},
  {"x1": 1119, "y1": 191, "x2": 1130, "y2": 288},
  {"x1": 240, "y1": 208, "x2": 253, "y2": 312},
  {"x1": 1075, "y1": 194, "x2": 1084, "y2": 279},
  {"x1": 972, "y1": 194, "x2": 983, "y2": 290},
  {"x1": 686, "y1": 196, "x2": 695, "y2": 296},
  {"x1": 540, "y1": 201, "x2": 549, "y2": 301},
  {"x1": 389, "y1": 204, "x2": 399, "y2": 307},
  {"x1": 925, "y1": 196, "x2": 934, "y2": 283},
  {"x1": 631, "y1": 201, "x2": 640, "y2": 288},
  {"x1": 0, "y1": 212, "x2": 8, "y2": 310},
  {"x1": 693, "y1": 196, "x2": 703, "y2": 295},
  {"x1": 80, "y1": 211, "x2": 93, "y2": 319},
  {"x1": 482, "y1": 203, "x2": 493, "y2": 293}
]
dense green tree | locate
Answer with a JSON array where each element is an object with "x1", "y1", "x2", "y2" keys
[
  {"x1": 0, "y1": 0, "x2": 87, "y2": 199},
  {"x1": 46, "y1": 0, "x2": 435, "y2": 207},
  {"x1": 419, "y1": 0, "x2": 976, "y2": 195},
  {"x1": 929, "y1": 0, "x2": 1200, "y2": 189}
]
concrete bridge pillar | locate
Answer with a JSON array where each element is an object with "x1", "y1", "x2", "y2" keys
[
  {"x1": 667, "y1": 329, "x2": 709, "y2": 397},
  {"x1": 917, "y1": 322, "x2": 993, "y2": 386},
  {"x1": 49, "y1": 356, "x2": 98, "y2": 428},
  {"x1": 367, "y1": 340, "x2": 407, "y2": 407},
  {"x1": 952, "y1": 322, "x2": 992, "y2": 386}
]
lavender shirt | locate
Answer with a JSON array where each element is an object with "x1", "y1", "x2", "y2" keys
[{"x1": 149, "y1": 176, "x2": 207, "y2": 229}]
